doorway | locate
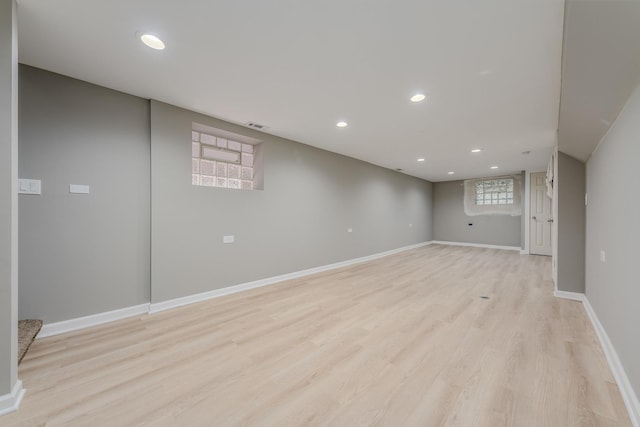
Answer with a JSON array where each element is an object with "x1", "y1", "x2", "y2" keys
[{"x1": 530, "y1": 172, "x2": 552, "y2": 256}]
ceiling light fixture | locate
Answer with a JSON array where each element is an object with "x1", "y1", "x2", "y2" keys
[
  {"x1": 417, "y1": 158, "x2": 425, "y2": 162},
  {"x1": 140, "y1": 34, "x2": 165, "y2": 50},
  {"x1": 336, "y1": 121, "x2": 348, "y2": 128},
  {"x1": 448, "y1": 171, "x2": 455, "y2": 175},
  {"x1": 410, "y1": 94, "x2": 426, "y2": 103},
  {"x1": 490, "y1": 165, "x2": 499, "y2": 169},
  {"x1": 471, "y1": 148, "x2": 482, "y2": 153}
]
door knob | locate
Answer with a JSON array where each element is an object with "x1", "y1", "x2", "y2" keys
[
  {"x1": 532, "y1": 216, "x2": 537, "y2": 220},
  {"x1": 547, "y1": 218, "x2": 554, "y2": 223}
]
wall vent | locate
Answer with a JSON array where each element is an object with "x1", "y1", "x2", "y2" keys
[{"x1": 245, "y1": 122, "x2": 269, "y2": 130}]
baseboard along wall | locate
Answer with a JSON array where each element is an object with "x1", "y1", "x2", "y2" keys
[
  {"x1": 0, "y1": 380, "x2": 24, "y2": 416},
  {"x1": 40, "y1": 241, "x2": 434, "y2": 336},
  {"x1": 553, "y1": 291, "x2": 640, "y2": 426}
]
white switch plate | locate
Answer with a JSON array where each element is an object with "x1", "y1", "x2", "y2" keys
[
  {"x1": 18, "y1": 179, "x2": 41, "y2": 195},
  {"x1": 347, "y1": 228, "x2": 353, "y2": 233},
  {"x1": 70, "y1": 184, "x2": 90, "y2": 194},
  {"x1": 600, "y1": 250, "x2": 606, "y2": 262},
  {"x1": 223, "y1": 235, "x2": 234, "y2": 244}
]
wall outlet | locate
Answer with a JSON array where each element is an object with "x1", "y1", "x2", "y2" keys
[
  {"x1": 600, "y1": 250, "x2": 606, "y2": 263},
  {"x1": 223, "y1": 235, "x2": 234, "y2": 244}
]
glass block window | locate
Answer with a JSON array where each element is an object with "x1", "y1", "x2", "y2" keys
[
  {"x1": 475, "y1": 178, "x2": 514, "y2": 205},
  {"x1": 192, "y1": 130, "x2": 255, "y2": 190}
]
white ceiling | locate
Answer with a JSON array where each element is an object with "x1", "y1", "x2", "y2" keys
[
  {"x1": 16, "y1": 0, "x2": 565, "y2": 182},
  {"x1": 558, "y1": 0, "x2": 640, "y2": 162}
]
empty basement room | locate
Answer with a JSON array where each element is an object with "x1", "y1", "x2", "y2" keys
[{"x1": 1, "y1": 0, "x2": 639, "y2": 426}]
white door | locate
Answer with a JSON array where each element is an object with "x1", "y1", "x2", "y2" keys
[{"x1": 530, "y1": 172, "x2": 553, "y2": 256}]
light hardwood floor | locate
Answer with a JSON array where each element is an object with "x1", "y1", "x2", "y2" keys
[{"x1": 3, "y1": 244, "x2": 631, "y2": 426}]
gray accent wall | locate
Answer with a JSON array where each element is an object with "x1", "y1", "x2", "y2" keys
[
  {"x1": 432, "y1": 178, "x2": 522, "y2": 247},
  {"x1": 0, "y1": 0, "x2": 18, "y2": 398},
  {"x1": 18, "y1": 66, "x2": 151, "y2": 323},
  {"x1": 556, "y1": 152, "x2": 585, "y2": 293},
  {"x1": 151, "y1": 101, "x2": 433, "y2": 303},
  {"x1": 586, "y1": 83, "x2": 640, "y2": 401}
]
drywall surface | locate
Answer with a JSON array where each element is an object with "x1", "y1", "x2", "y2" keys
[
  {"x1": 586, "y1": 83, "x2": 640, "y2": 404},
  {"x1": 18, "y1": 66, "x2": 151, "y2": 323},
  {"x1": 0, "y1": 0, "x2": 18, "y2": 397},
  {"x1": 432, "y1": 179, "x2": 521, "y2": 247},
  {"x1": 556, "y1": 151, "x2": 585, "y2": 293},
  {"x1": 151, "y1": 101, "x2": 433, "y2": 302}
]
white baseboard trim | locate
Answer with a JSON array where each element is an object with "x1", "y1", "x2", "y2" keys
[
  {"x1": 36, "y1": 242, "x2": 434, "y2": 334},
  {"x1": 38, "y1": 303, "x2": 150, "y2": 339},
  {"x1": 553, "y1": 290, "x2": 585, "y2": 302},
  {"x1": 149, "y1": 241, "x2": 433, "y2": 314},
  {"x1": 583, "y1": 297, "x2": 640, "y2": 427},
  {"x1": 430, "y1": 240, "x2": 521, "y2": 252},
  {"x1": 520, "y1": 249, "x2": 530, "y2": 255},
  {"x1": 0, "y1": 380, "x2": 25, "y2": 416}
]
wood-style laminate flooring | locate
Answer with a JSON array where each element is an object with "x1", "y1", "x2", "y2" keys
[{"x1": 3, "y1": 244, "x2": 632, "y2": 426}]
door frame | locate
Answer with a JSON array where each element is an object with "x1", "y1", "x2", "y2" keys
[
  {"x1": 523, "y1": 171, "x2": 531, "y2": 254},
  {"x1": 528, "y1": 170, "x2": 553, "y2": 256}
]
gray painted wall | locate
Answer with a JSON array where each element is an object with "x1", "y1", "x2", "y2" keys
[
  {"x1": 151, "y1": 101, "x2": 433, "y2": 303},
  {"x1": 586, "y1": 83, "x2": 640, "y2": 402},
  {"x1": 18, "y1": 66, "x2": 151, "y2": 323},
  {"x1": 432, "y1": 178, "x2": 522, "y2": 247},
  {"x1": 556, "y1": 151, "x2": 585, "y2": 293},
  {"x1": 0, "y1": 0, "x2": 18, "y2": 398}
]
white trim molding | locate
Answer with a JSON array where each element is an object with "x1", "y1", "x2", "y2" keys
[
  {"x1": 523, "y1": 170, "x2": 531, "y2": 254},
  {"x1": 38, "y1": 242, "x2": 434, "y2": 334},
  {"x1": 553, "y1": 290, "x2": 585, "y2": 302},
  {"x1": 430, "y1": 240, "x2": 521, "y2": 252},
  {"x1": 38, "y1": 303, "x2": 150, "y2": 338},
  {"x1": 0, "y1": 380, "x2": 24, "y2": 416},
  {"x1": 150, "y1": 241, "x2": 433, "y2": 313},
  {"x1": 583, "y1": 297, "x2": 640, "y2": 427}
]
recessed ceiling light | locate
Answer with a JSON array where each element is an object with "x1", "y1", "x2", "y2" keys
[
  {"x1": 417, "y1": 158, "x2": 425, "y2": 162},
  {"x1": 448, "y1": 171, "x2": 455, "y2": 175},
  {"x1": 490, "y1": 165, "x2": 499, "y2": 169},
  {"x1": 471, "y1": 148, "x2": 482, "y2": 153},
  {"x1": 410, "y1": 94, "x2": 426, "y2": 103},
  {"x1": 336, "y1": 121, "x2": 348, "y2": 128},
  {"x1": 140, "y1": 34, "x2": 165, "y2": 50}
]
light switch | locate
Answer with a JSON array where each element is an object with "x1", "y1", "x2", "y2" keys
[
  {"x1": 18, "y1": 179, "x2": 41, "y2": 195},
  {"x1": 223, "y1": 235, "x2": 234, "y2": 244},
  {"x1": 347, "y1": 228, "x2": 353, "y2": 233},
  {"x1": 600, "y1": 250, "x2": 606, "y2": 263},
  {"x1": 69, "y1": 184, "x2": 90, "y2": 194}
]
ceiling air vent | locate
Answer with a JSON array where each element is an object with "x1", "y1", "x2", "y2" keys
[{"x1": 245, "y1": 122, "x2": 269, "y2": 130}]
